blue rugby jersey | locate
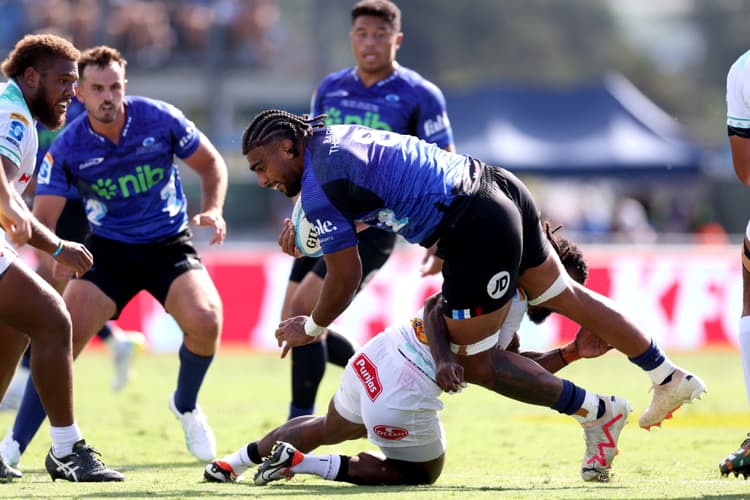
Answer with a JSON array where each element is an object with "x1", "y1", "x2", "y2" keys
[
  {"x1": 35, "y1": 96, "x2": 85, "y2": 200},
  {"x1": 310, "y1": 65, "x2": 453, "y2": 148},
  {"x1": 36, "y1": 96, "x2": 200, "y2": 243},
  {"x1": 301, "y1": 125, "x2": 481, "y2": 254}
]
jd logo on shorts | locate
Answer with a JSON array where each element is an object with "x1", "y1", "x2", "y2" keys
[{"x1": 487, "y1": 271, "x2": 510, "y2": 299}]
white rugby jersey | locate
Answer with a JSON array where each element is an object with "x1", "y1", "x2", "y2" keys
[
  {"x1": 384, "y1": 290, "x2": 528, "y2": 381},
  {"x1": 0, "y1": 79, "x2": 38, "y2": 195},
  {"x1": 727, "y1": 50, "x2": 750, "y2": 130}
]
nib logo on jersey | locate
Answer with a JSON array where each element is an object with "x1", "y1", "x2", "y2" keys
[
  {"x1": 90, "y1": 164, "x2": 164, "y2": 200},
  {"x1": 324, "y1": 107, "x2": 392, "y2": 131}
]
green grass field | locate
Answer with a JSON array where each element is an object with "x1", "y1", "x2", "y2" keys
[{"x1": 0, "y1": 347, "x2": 748, "y2": 499}]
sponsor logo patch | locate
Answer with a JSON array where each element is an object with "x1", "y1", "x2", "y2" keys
[
  {"x1": 410, "y1": 317, "x2": 428, "y2": 345},
  {"x1": 353, "y1": 353, "x2": 382, "y2": 401},
  {"x1": 373, "y1": 425, "x2": 408, "y2": 441},
  {"x1": 487, "y1": 270, "x2": 510, "y2": 299},
  {"x1": 9, "y1": 112, "x2": 29, "y2": 127}
]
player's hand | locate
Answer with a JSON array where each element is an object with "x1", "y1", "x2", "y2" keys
[
  {"x1": 419, "y1": 243, "x2": 443, "y2": 277},
  {"x1": 435, "y1": 357, "x2": 466, "y2": 394},
  {"x1": 191, "y1": 210, "x2": 226, "y2": 245},
  {"x1": 571, "y1": 328, "x2": 612, "y2": 359},
  {"x1": 51, "y1": 260, "x2": 76, "y2": 282},
  {"x1": 53, "y1": 240, "x2": 93, "y2": 275},
  {"x1": 278, "y1": 218, "x2": 301, "y2": 258},
  {"x1": 0, "y1": 192, "x2": 32, "y2": 246},
  {"x1": 275, "y1": 315, "x2": 317, "y2": 358}
]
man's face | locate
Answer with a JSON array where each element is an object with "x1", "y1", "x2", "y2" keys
[
  {"x1": 77, "y1": 61, "x2": 126, "y2": 125},
  {"x1": 350, "y1": 15, "x2": 402, "y2": 76},
  {"x1": 246, "y1": 139, "x2": 303, "y2": 198},
  {"x1": 30, "y1": 57, "x2": 77, "y2": 130}
]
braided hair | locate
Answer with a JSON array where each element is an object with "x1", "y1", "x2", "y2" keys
[
  {"x1": 527, "y1": 221, "x2": 589, "y2": 325},
  {"x1": 241, "y1": 109, "x2": 327, "y2": 156},
  {"x1": 543, "y1": 221, "x2": 588, "y2": 285}
]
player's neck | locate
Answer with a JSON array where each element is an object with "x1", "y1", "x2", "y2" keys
[{"x1": 356, "y1": 63, "x2": 397, "y2": 88}]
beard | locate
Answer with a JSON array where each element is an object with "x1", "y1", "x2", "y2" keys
[
  {"x1": 30, "y1": 85, "x2": 65, "y2": 130},
  {"x1": 284, "y1": 178, "x2": 302, "y2": 198},
  {"x1": 526, "y1": 307, "x2": 553, "y2": 325}
]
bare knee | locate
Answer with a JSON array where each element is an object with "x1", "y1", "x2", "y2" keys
[
  {"x1": 181, "y1": 305, "x2": 221, "y2": 350},
  {"x1": 32, "y1": 295, "x2": 71, "y2": 346}
]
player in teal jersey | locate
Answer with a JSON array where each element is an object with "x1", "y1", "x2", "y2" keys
[{"x1": 0, "y1": 33, "x2": 122, "y2": 482}]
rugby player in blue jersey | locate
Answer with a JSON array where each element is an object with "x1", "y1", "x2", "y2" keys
[
  {"x1": 283, "y1": 0, "x2": 455, "y2": 421},
  {"x1": 0, "y1": 33, "x2": 122, "y2": 482},
  {"x1": 241, "y1": 109, "x2": 707, "y2": 481},
  {"x1": 7, "y1": 45, "x2": 227, "y2": 465}
]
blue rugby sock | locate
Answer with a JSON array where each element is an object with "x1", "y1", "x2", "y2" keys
[
  {"x1": 12, "y1": 377, "x2": 47, "y2": 453},
  {"x1": 173, "y1": 343, "x2": 213, "y2": 413},
  {"x1": 20, "y1": 348, "x2": 31, "y2": 369},
  {"x1": 552, "y1": 379, "x2": 586, "y2": 415},
  {"x1": 288, "y1": 403, "x2": 315, "y2": 420},
  {"x1": 96, "y1": 323, "x2": 113, "y2": 342}
]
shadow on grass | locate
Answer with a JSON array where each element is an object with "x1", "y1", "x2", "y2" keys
[{"x1": 66, "y1": 482, "x2": 625, "y2": 498}]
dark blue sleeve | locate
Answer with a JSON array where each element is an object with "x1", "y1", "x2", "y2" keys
[
  {"x1": 414, "y1": 80, "x2": 454, "y2": 148},
  {"x1": 303, "y1": 179, "x2": 358, "y2": 254},
  {"x1": 163, "y1": 102, "x2": 200, "y2": 159}
]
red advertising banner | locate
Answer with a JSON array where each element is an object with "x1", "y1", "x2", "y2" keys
[{"x1": 104, "y1": 244, "x2": 740, "y2": 353}]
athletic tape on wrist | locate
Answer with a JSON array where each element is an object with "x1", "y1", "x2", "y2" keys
[{"x1": 304, "y1": 316, "x2": 325, "y2": 337}]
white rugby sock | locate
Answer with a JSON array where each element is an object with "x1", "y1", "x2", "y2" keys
[
  {"x1": 739, "y1": 316, "x2": 750, "y2": 405},
  {"x1": 221, "y1": 448, "x2": 253, "y2": 474},
  {"x1": 571, "y1": 390, "x2": 601, "y2": 424},
  {"x1": 291, "y1": 453, "x2": 341, "y2": 480},
  {"x1": 646, "y1": 358, "x2": 677, "y2": 385},
  {"x1": 50, "y1": 423, "x2": 82, "y2": 457}
]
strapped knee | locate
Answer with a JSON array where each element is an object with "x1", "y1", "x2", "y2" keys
[{"x1": 528, "y1": 274, "x2": 568, "y2": 306}]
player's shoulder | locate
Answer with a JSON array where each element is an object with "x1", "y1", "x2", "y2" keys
[
  {"x1": 316, "y1": 67, "x2": 356, "y2": 92},
  {"x1": 0, "y1": 81, "x2": 31, "y2": 122},
  {"x1": 728, "y1": 49, "x2": 750, "y2": 83},
  {"x1": 126, "y1": 95, "x2": 186, "y2": 122},
  {"x1": 393, "y1": 65, "x2": 446, "y2": 100},
  {"x1": 51, "y1": 112, "x2": 89, "y2": 150}
]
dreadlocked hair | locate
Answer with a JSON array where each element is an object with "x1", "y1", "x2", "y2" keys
[
  {"x1": 241, "y1": 109, "x2": 327, "y2": 156},
  {"x1": 527, "y1": 221, "x2": 589, "y2": 325},
  {"x1": 542, "y1": 220, "x2": 588, "y2": 285}
]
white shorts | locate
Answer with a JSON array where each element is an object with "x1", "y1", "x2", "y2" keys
[
  {"x1": 0, "y1": 240, "x2": 19, "y2": 276},
  {"x1": 333, "y1": 333, "x2": 446, "y2": 462}
]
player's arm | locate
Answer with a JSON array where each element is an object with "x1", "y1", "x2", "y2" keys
[
  {"x1": 31, "y1": 193, "x2": 68, "y2": 289},
  {"x1": 313, "y1": 245, "x2": 362, "y2": 325},
  {"x1": 509, "y1": 327, "x2": 612, "y2": 374},
  {"x1": 182, "y1": 132, "x2": 228, "y2": 245},
  {"x1": 274, "y1": 244, "x2": 361, "y2": 358},
  {"x1": 423, "y1": 292, "x2": 466, "y2": 393},
  {"x1": 0, "y1": 155, "x2": 32, "y2": 245},
  {"x1": 729, "y1": 133, "x2": 750, "y2": 185},
  {"x1": 30, "y1": 193, "x2": 92, "y2": 276}
]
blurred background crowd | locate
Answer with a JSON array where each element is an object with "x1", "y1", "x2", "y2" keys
[{"x1": 1, "y1": 0, "x2": 748, "y2": 245}]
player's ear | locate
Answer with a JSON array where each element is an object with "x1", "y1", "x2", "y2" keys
[
  {"x1": 23, "y1": 66, "x2": 40, "y2": 89},
  {"x1": 280, "y1": 138, "x2": 298, "y2": 158},
  {"x1": 394, "y1": 32, "x2": 404, "y2": 49}
]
